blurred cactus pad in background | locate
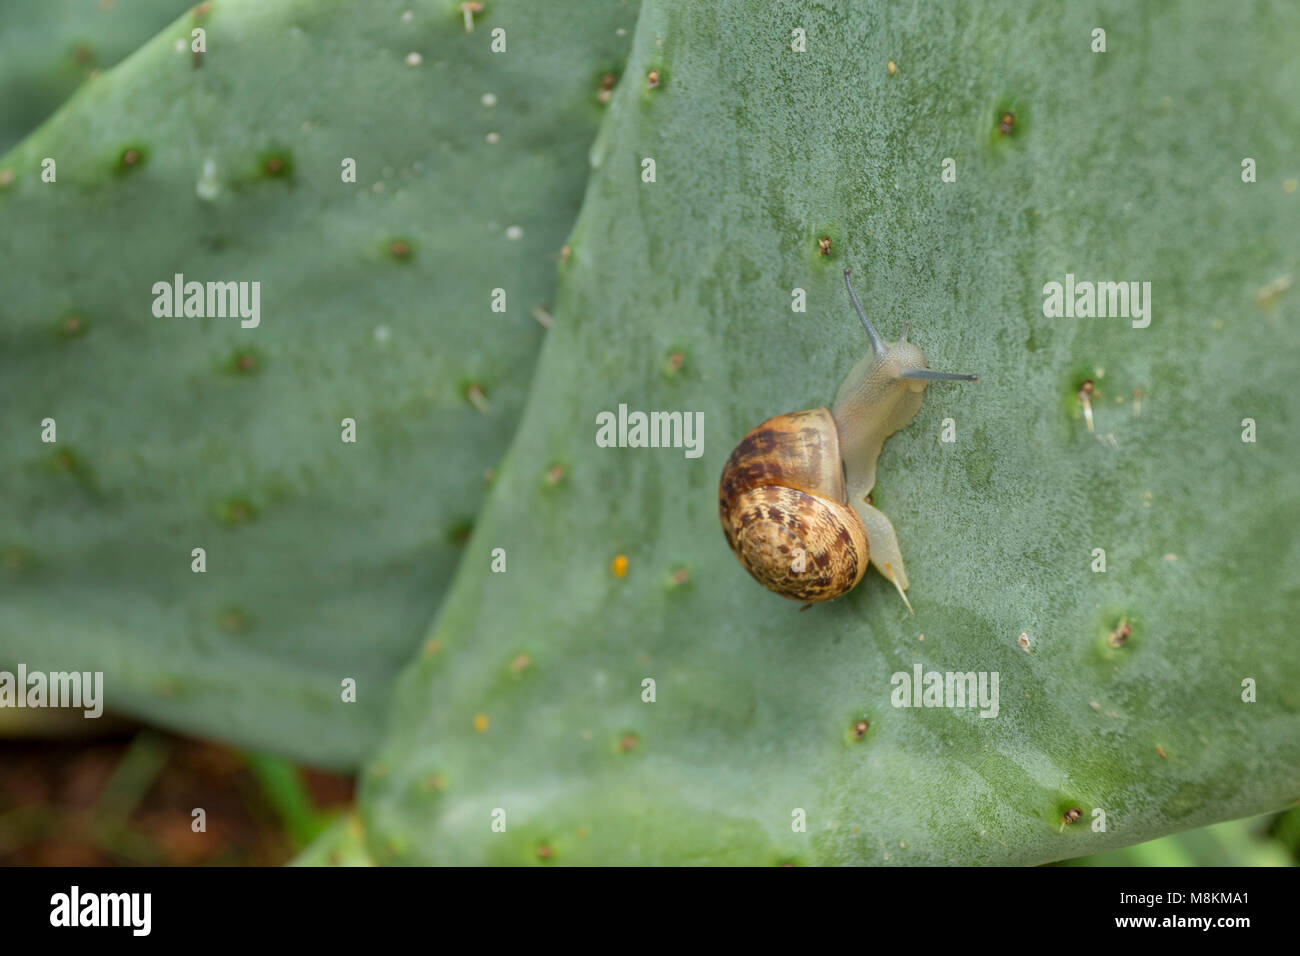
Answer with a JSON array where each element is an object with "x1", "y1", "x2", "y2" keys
[{"x1": 1, "y1": 0, "x2": 1297, "y2": 865}]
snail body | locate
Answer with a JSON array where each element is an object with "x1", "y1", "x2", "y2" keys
[{"x1": 718, "y1": 268, "x2": 977, "y2": 610}]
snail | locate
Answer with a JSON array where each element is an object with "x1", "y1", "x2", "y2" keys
[{"x1": 718, "y1": 268, "x2": 976, "y2": 611}]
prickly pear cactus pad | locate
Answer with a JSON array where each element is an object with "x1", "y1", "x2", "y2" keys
[
  {"x1": 0, "y1": 0, "x2": 194, "y2": 154},
  {"x1": 0, "y1": 0, "x2": 635, "y2": 767},
  {"x1": 361, "y1": 0, "x2": 1300, "y2": 863},
  {"x1": 291, "y1": 813, "x2": 374, "y2": 867}
]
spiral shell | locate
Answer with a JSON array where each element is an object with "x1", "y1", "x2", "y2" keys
[{"x1": 718, "y1": 407, "x2": 869, "y2": 602}]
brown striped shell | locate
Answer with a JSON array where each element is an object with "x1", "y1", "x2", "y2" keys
[{"x1": 718, "y1": 407, "x2": 869, "y2": 602}]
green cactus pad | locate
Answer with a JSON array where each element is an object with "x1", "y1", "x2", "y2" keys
[
  {"x1": 361, "y1": 0, "x2": 1300, "y2": 862},
  {"x1": 292, "y1": 813, "x2": 375, "y2": 867},
  {"x1": 0, "y1": 0, "x2": 636, "y2": 768},
  {"x1": 0, "y1": 0, "x2": 195, "y2": 154}
]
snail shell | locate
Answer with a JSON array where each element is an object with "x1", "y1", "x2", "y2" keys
[{"x1": 718, "y1": 407, "x2": 868, "y2": 602}]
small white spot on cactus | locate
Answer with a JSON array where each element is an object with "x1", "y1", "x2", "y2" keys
[
  {"x1": 401, "y1": 9, "x2": 413, "y2": 22},
  {"x1": 374, "y1": 325, "x2": 391, "y2": 344},
  {"x1": 616, "y1": 27, "x2": 627, "y2": 36},
  {"x1": 405, "y1": 51, "x2": 422, "y2": 66},
  {"x1": 505, "y1": 225, "x2": 523, "y2": 240},
  {"x1": 485, "y1": 131, "x2": 500, "y2": 144},
  {"x1": 481, "y1": 92, "x2": 497, "y2": 107},
  {"x1": 174, "y1": 38, "x2": 186, "y2": 54},
  {"x1": 195, "y1": 158, "x2": 220, "y2": 201}
]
